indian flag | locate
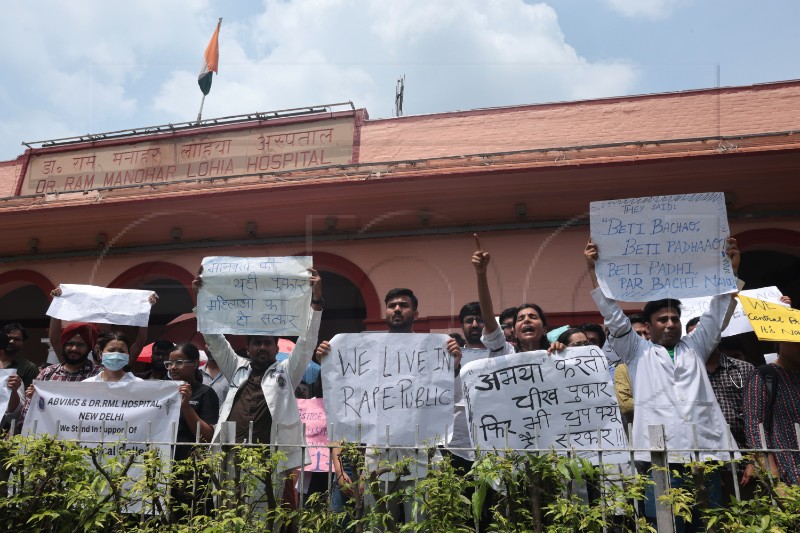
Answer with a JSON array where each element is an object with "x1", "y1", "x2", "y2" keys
[{"x1": 198, "y1": 19, "x2": 221, "y2": 96}]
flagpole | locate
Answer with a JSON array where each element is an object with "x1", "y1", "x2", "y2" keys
[{"x1": 197, "y1": 93, "x2": 206, "y2": 124}]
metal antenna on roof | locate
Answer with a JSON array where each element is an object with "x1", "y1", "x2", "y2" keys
[{"x1": 395, "y1": 75, "x2": 405, "y2": 117}]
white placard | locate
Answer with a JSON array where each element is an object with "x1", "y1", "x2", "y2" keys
[
  {"x1": 25, "y1": 380, "x2": 180, "y2": 448},
  {"x1": 46, "y1": 284, "x2": 154, "y2": 326},
  {"x1": 197, "y1": 256, "x2": 312, "y2": 335},
  {"x1": 322, "y1": 333, "x2": 455, "y2": 446},
  {"x1": 0, "y1": 369, "x2": 17, "y2": 415},
  {"x1": 460, "y1": 346, "x2": 627, "y2": 462},
  {"x1": 590, "y1": 193, "x2": 736, "y2": 302},
  {"x1": 25, "y1": 380, "x2": 181, "y2": 511},
  {"x1": 681, "y1": 286, "x2": 786, "y2": 337}
]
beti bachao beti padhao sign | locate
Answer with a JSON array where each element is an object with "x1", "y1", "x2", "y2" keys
[{"x1": 19, "y1": 114, "x2": 356, "y2": 194}]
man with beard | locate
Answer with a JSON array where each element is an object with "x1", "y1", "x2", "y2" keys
[
  {"x1": 459, "y1": 302, "x2": 485, "y2": 350},
  {"x1": 586, "y1": 238, "x2": 741, "y2": 531},
  {"x1": 1, "y1": 323, "x2": 38, "y2": 389},
  {"x1": 194, "y1": 269, "x2": 323, "y2": 455},
  {"x1": 20, "y1": 322, "x2": 100, "y2": 427}
]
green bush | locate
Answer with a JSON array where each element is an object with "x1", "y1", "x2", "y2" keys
[{"x1": 1, "y1": 435, "x2": 798, "y2": 532}]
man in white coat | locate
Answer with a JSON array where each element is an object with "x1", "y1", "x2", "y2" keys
[{"x1": 193, "y1": 268, "x2": 323, "y2": 503}]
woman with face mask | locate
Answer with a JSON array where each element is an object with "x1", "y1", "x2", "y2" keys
[{"x1": 84, "y1": 331, "x2": 143, "y2": 383}]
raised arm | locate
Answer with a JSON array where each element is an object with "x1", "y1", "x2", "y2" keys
[
  {"x1": 586, "y1": 240, "x2": 644, "y2": 364},
  {"x1": 49, "y1": 287, "x2": 64, "y2": 361},
  {"x1": 193, "y1": 269, "x2": 245, "y2": 380},
  {"x1": 473, "y1": 234, "x2": 498, "y2": 335},
  {"x1": 129, "y1": 292, "x2": 158, "y2": 359},
  {"x1": 285, "y1": 269, "x2": 324, "y2": 387}
]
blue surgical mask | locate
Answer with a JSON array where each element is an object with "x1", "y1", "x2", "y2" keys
[{"x1": 102, "y1": 352, "x2": 129, "y2": 371}]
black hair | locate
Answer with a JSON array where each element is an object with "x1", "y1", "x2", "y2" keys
[
  {"x1": 579, "y1": 323, "x2": 606, "y2": 347},
  {"x1": 385, "y1": 288, "x2": 418, "y2": 311},
  {"x1": 0, "y1": 331, "x2": 8, "y2": 352},
  {"x1": 173, "y1": 343, "x2": 203, "y2": 382},
  {"x1": 152, "y1": 339, "x2": 176, "y2": 352},
  {"x1": 97, "y1": 331, "x2": 132, "y2": 352},
  {"x1": 628, "y1": 313, "x2": 647, "y2": 326},
  {"x1": 2, "y1": 322, "x2": 28, "y2": 340},
  {"x1": 643, "y1": 299, "x2": 682, "y2": 323},
  {"x1": 514, "y1": 303, "x2": 550, "y2": 350},
  {"x1": 685, "y1": 316, "x2": 701, "y2": 330},
  {"x1": 246, "y1": 335, "x2": 278, "y2": 346},
  {"x1": 458, "y1": 301, "x2": 482, "y2": 323},
  {"x1": 556, "y1": 327, "x2": 586, "y2": 346},
  {"x1": 499, "y1": 307, "x2": 518, "y2": 324}
]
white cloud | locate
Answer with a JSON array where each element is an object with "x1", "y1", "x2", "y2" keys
[
  {"x1": 605, "y1": 0, "x2": 683, "y2": 19},
  {"x1": 0, "y1": 0, "x2": 639, "y2": 160}
]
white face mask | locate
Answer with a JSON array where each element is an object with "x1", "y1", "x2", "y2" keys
[{"x1": 102, "y1": 352, "x2": 129, "y2": 371}]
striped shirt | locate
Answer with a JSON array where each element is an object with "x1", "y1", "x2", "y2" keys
[{"x1": 743, "y1": 363, "x2": 800, "y2": 485}]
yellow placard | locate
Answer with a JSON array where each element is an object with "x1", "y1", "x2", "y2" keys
[{"x1": 737, "y1": 294, "x2": 800, "y2": 342}]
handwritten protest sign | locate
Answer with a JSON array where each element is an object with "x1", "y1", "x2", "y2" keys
[
  {"x1": 198, "y1": 256, "x2": 312, "y2": 335},
  {"x1": 460, "y1": 346, "x2": 626, "y2": 462},
  {"x1": 46, "y1": 284, "x2": 154, "y2": 326},
  {"x1": 322, "y1": 333, "x2": 454, "y2": 446},
  {"x1": 738, "y1": 294, "x2": 800, "y2": 342},
  {"x1": 590, "y1": 192, "x2": 736, "y2": 302},
  {"x1": 0, "y1": 369, "x2": 16, "y2": 416},
  {"x1": 297, "y1": 398, "x2": 331, "y2": 472},
  {"x1": 681, "y1": 286, "x2": 786, "y2": 337}
]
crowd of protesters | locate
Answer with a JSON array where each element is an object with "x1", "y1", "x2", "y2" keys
[{"x1": 0, "y1": 233, "x2": 798, "y2": 533}]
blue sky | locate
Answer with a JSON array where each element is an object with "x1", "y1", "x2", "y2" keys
[{"x1": 1, "y1": 0, "x2": 797, "y2": 162}]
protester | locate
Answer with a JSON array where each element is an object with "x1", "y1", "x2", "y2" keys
[
  {"x1": 200, "y1": 349, "x2": 230, "y2": 404},
  {"x1": 20, "y1": 322, "x2": 101, "y2": 427},
  {"x1": 579, "y1": 323, "x2": 606, "y2": 347},
  {"x1": 0, "y1": 332, "x2": 24, "y2": 430},
  {"x1": 193, "y1": 266, "x2": 323, "y2": 514},
  {"x1": 316, "y1": 287, "x2": 461, "y2": 528},
  {"x1": 143, "y1": 339, "x2": 175, "y2": 380},
  {"x1": 585, "y1": 237, "x2": 741, "y2": 530},
  {"x1": 471, "y1": 235, "x2": 550, "y2": 356},
  {"x1": 555, "y1": 327, "x2": 592, "y2": 347},
  {"x1": 685, "y1": 316, "x2": 756, "y2": 501},
  {"x1": 167, "y1": 342, "x2": 219, "y2": 516},
  {"x1": 743, "y1": 296, "x2": 800, "y2": 486},
  {"x1": 84, "y1": 331, "x2": 143, "y2": 383},
  {"x1": 47, "y1": 286, "x2": 157, "y2": 363},
  {"x1": 498, "y1": 306, "x2": 518, "y2": 348},
  {"x1": 1, "y1": 323, "x2": 39, "y2": 389}
]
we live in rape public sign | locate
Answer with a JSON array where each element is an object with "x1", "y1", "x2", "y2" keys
[
  {"x1": 197, "y1": 256, "x2": 312, "y2": 336},
  {"x1": 322, "y1": 333, "x2": 454, "y2": 446},
  {"x1": 590, "y1": 192, "x2": 737, "y2": 302},
  {"x1": 738, "y1": 294, "x2": 800, "y2": 343},
  {"x1": 681, "y1": 286, "x2": 786, "y2": 337},
  {"x1": 25, "y1": 381, "x2": 181, "y2": 455},
  {"x1": 460, "y1": 346, "x2": 626, "y2": 462}
]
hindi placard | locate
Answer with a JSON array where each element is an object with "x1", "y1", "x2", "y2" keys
[
  {"x1": 297, "y1": 398, "x2": 331, "y2": 472},
  {"x1": 460, "y1": 346, "x2": 626, "y2": 462},
  {"x1": 590, "y1": 193, "x2": 736, "y2": 302},
  {"x1": 738, "y1": 294, "x2": 800, "y2": 342},
  {"x1": 46, "y1": 284, "x2": 154, "y2": 327},
  {"x1": 322, "y1": 333, "x2": 455, "y2": 446},
  {"x1": 197, "y1": 256, "x2": 312, "y2": 335}
]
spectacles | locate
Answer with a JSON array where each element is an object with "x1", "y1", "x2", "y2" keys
[
  {"x1": 567, "y1": 340, "x2": 592, "y2": 347},
  {"x1": 463, "y1": 317, "x2": 485, "y2": 325},
  {"x1": 721, "y1": 355, "x2": 744, "y2": 389},
  {"x1": 501, "y1": 323, "x2": 514, "y2": 330},
  {"x1": 164, "y1": 360, "x2": 195, "y2": 369}
]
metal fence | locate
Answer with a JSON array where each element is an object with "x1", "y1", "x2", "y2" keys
[{"x1": 4, "y1": 419, "x2": 800, "y2": 532}]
